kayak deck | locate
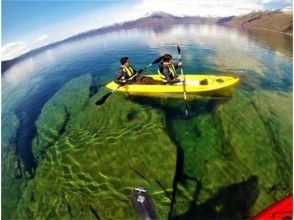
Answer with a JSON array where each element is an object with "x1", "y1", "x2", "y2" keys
[{"x1": 106, "y1": 74, "x2": 239, "y2": 98}]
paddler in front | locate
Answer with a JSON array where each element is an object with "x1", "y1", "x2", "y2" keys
[
  {"x1": 158, "y1": 54, "x2": 183, "y2": 84},
  {"x1": 115, "y1": 56, "x2": 139, "y2": 84},
  {"x1": 115, "y1": 57, "x2": 159, "y2": 85}
]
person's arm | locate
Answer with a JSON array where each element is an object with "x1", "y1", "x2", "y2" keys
[
  {"x1": 116, "y1": 69, "x2": 124, "y2": 80},
  {"x1": 115, "y1": 69, "x2": 127, "y2": 83}
]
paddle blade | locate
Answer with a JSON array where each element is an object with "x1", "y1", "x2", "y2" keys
[
  {"x1": 177, "y1": 44, "x2": 181, "y2": 54},
  {"x1": 185, "y1": 109, "x2": 189, "y2": 117},
  {"x1": 152, "y1": 56, "x2": 163, "y2": 64},
  {"x1": 95, "y1": 92, "x2": 112, "y2": 105}
]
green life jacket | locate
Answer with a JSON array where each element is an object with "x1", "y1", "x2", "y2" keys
[
  {"x1": 158, "y1": 63, "x2": 177, "y2": 81},
  {"x1": 121, "y1": 65, "x2": 135, "y2": 77}
]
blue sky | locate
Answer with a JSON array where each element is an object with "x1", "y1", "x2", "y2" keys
[
  {"x1": 2, "y1": 0, "x2": 292, "y2": 60},
  {"x1": 2, "y1": 1, "x2": 132, "y2": 44}
]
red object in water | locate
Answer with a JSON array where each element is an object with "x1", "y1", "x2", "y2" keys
[{"x1": 252, "y1": 195, "x2": 293, "y2": 220}]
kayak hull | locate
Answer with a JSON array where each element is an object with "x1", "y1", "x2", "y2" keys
[{"x1": 106, "y1": 74, "x2": 239, "y2": 99}]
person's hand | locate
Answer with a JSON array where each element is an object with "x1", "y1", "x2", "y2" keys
[
  {"x1": 178, "y1": 62, "x2": 183, "y2": 67},
  {"x1": 138, "y1": 69, "x2": 144, "y2": 74}
]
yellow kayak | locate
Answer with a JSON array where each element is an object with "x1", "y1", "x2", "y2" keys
[{"x1": 106, "y1": 74, "x2": 239, "y2": 99}]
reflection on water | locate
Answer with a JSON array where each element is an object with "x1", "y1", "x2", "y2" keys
[{"x1": 243, "y1": 28, "x2": 293, "y2": 56}]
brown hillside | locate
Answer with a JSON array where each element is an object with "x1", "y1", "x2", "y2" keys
[{"x1": 221, "y1": 10, "x2": 293, "y2": 34}]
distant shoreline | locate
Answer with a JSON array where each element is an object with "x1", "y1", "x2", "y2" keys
[
  {"x1": 247, "y1": 27, "x2": 293, "y2": 36},
  {"x1": 2, "y1": 10, "x2": 292, "y2": 72},
  {"x1": 223, "y1": 24, "x2": 293, "y2": 36}
]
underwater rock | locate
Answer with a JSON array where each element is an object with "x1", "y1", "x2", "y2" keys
[
  {"x1": 215, "y1": 90, "x2": 292, "y2": 213},
  {"x1": 167, "y1": 110, "x2": 251, "y2": 218},
  {"x1": 1, "y1": 113, "x2": 27, "y2": 220},
  {"x1": 2, "y1": 148, "x2": 27, "y2": 220},
  {"x1": 32, "y1": 74, "x2": 93, "y2": 160},
  {"x1": 16, "y1": 75, "x2": 176, "y2": 219},
  {"x1": 250, "y1": 90, "x2": 292, "y2": 196},
  {"x1": 168, "y1": 89, "x2": 292, "y2": 219}
]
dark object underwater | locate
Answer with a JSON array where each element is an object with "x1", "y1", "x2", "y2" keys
[{"x1": 131, "y1": 186, "x2": 157, "y2": 220}]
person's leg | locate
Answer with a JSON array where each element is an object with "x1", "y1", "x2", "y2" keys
[
  {"x1": 170, "y1": 78, "x2": 181, "y2": 84},
  {"x1": 131, "y1": 76, "x2": 165, "y2": 85}
]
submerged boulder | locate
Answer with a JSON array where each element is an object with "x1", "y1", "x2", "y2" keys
[
  {"x1": 169, "y1": 89, "x2": 292, "y2": 219},
  {"x1": 32, "y1": 74, "x2": 93, "y2": 160},
  {"x1": 16, "y1": 74, "x2": 176, "y2": 219}
]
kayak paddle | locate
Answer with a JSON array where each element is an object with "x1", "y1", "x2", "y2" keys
[
  {"x1": 95, "y1": 84, "x2": 123, "y2": 106},
  {"x1": 177, "y1": 44, "x2": 189, "y2": 117},
  {"x1": 95, "y1": 56, "x2": 163, "y2": 106},
  {"x1": 137, "y1": 56, "x2": 163, "y2": 75}
]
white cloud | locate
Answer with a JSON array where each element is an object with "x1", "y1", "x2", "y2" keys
[
  {"x1": 262, "y1": 0, "x2": 273, "y2": 3},
  {"x1": 262, "y1": 0, "x2": 292, "y2": 3},
  {"x1": 134, "y1": 0, "x2": 265, "y2": 17},
  {"x1": 1, "y1": 42, "x2": 29, "y2": 61},
  {"x1": 35, "y1": 34, "x2": 49, "y2": 42},
  {"x1": 1, "y1": 35, "x2": 52, "y2": 61},
  {"x1": 1, "y1": 7, "x2": 144, "y2": 60}
]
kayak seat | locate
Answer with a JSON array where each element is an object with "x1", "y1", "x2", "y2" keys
[
  {"x1": 200, "y1": 79, "x2": 208, "y2": 85},
  {"x1": 216, "y1": 78, "x2": 224, "y2": 83}
]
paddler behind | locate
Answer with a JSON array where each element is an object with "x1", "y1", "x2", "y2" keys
[{"x1": 158, "y1": 54, "x2": 183, "y2": 84}]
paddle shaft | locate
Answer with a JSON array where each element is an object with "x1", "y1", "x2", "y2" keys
[
  {"x1": 142, "y1": 63, "x2": 152, "y2": 72},
  {"x1": 178, "y1": 54, "x2": 187, "y2": 99},
  {"x1": 177, "y1": 44, "x2": 189, "y2": 116},
  {"x1": 139, "y1": 56, "x2": 163, "y2": 74}
]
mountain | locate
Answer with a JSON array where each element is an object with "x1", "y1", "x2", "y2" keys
[
  {"x1": 2, "y1": 10, "x2": 292, "y2": 72},
  {"x1": 218, "y1": 10, "x2": 293, "y2": 34},
  {"x1": 120, "y1": 11, "x2": 217, "y2": 27}
]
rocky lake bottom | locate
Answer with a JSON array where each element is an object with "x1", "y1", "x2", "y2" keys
[{"x1": 2, "y1": 72, "x2": 292, "y2": 219}]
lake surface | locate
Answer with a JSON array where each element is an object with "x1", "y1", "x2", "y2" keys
[{"x1": 2, "y1": 24, "x2": 292, "y2": 219}]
